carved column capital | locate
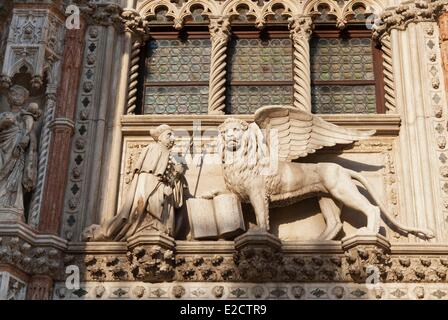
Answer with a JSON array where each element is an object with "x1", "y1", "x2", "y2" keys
[
  {"x1": 209, "y1": 16, "x2": 231, "y2": 44},
  {"x1": 288, "y1": 15, "x2": 313, "y2": 41},
  {"x1": 121, "y1": 9, "x2": 150, "y2": 39},
  {"x1": 80, "y1": 2, "x2": 123, "y2": 30},
  {"x1": 373, "y1": 0, "x2": 448, "y2": 41}
]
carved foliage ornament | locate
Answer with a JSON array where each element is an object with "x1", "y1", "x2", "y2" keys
[
  {"x1": 373, "y1": 0, "x2": 448, "y2": 41},
  {"x1": 138, "y1": 0, "x2": 383, "y2": 31}
]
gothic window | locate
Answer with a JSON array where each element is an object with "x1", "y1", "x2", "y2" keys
[
  {"x1": 310, "y1": 27, "x2": 385, "y2": 114},
  {"x1": 143, "y1": 31, "x2": 211, "y2": 114},
  {"x1": 141, "y1": 24, "x2": 385, "y2": 115},
  {"x1": 226, "y1": 29, "x2": 294, "y2": 114}
]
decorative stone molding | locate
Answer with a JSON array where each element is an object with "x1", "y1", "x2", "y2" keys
[
  {"x1": 208, "y1": 16, "x2": 231, "y2": 115},
  {"x1": 373, "y1": 0, "x2": 448, "y2": 41},
  {"x1": 288, "y1": 15, "x2": 313, "y2": 111},
  {"x1": 61, "y1": 25, "x2": 101, "y2": 241},
  {"x1": 52, "y1": 281, "x2": 448, "y2": 300},
  {"x1": 0, "y1": 236, "x2": 63, "y2": 277},
  {"x1": 423, "y1": 23, "x2": 448, "y2": 233},
  {"x1": 0, "y1": 223, "x2": 67, "y2": 280},
  {"x1": 62, "y1": 239, "x2": 448, "y2": 284},
  {"x1": 137, "y1": 0, "x2": 384, "y2": 31}
]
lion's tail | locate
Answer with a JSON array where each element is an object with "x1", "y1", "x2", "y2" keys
[{"x1": 348, "y1": 169, "x2": 435, "y2": 240}]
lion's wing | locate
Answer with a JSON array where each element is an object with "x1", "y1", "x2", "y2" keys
[{"x1": 254, "y1": 105, "x2": 375, "y2": 161}]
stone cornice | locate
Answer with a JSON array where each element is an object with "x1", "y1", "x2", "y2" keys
[
  {"x1": 373, "y1": 0, "x2": 448, "y2": 41},
  {"x1": 120, "y1": 114, "x2": 402, "y2": 136}
]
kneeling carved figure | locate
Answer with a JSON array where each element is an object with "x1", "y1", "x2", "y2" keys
[{"x1": 213, "y1": 105, "x2": 434, "y2": 240}]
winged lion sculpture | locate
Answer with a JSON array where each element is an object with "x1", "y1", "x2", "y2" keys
[{"x1": 209, "y1": 105, "x2": 434, "y2": 240}]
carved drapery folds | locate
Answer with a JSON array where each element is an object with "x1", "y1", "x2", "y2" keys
[
  {"x1": 208, "y1": 16, "x2": 231, "y2": 114},
  {"x1": 288, "y1": 15, "x2": 313, "y2": 112}
]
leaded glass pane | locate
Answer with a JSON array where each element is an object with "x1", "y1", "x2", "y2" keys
[
  {"x1": 228, "y1": 38, "x2": 293, "y2": 81},
  {"x1": 144, "y1": 86, "x2": 209, "y2": 114},
  {"x1": 311, "y1": 85, "x2": 376, "y2": 114},
  {"x1": 227, "y1": 86, "x2": 293, "y2": 114},
  {"x1": 145, "y1": 39, "x2": 211, "y2": 82},
  {"x1": 310, "y1": 38, "x2": 374, "y2": 81}
]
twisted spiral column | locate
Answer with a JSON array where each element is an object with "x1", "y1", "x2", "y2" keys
[
  {"x1": 289, "y1": 16, "x2": 313, "y2": 112},
  {"x1": 208, "y1": 17, "x2": 231, "y2": 114},
  {"x1": 29, "y1": 88, "x2": 57, "y2": 227},
  {"x1": 126, "y1": 39, "x2": 143, "y2": 114},
  {"x1": 380, "y1": 35, "x2": 397, "y2": 113}
]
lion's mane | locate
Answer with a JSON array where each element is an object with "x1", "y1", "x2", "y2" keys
[{"x1": 217, "y1": 119, "x2": 278, "y2": 202}]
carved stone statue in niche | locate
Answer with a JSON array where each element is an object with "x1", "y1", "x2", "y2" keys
[
  {"x1": 83, "y1": 124, "x2": 187, "y2": 241},
  {"x1": 212, "y1": 105, "x2": 434, "y2": 240},
  {"x1": 0, "y1": 85, "x2": 41, "y2": 220}
]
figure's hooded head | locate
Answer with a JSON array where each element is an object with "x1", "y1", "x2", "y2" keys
[{"x1": 150, "y1": 124, "x2": 175, "y2": 149}]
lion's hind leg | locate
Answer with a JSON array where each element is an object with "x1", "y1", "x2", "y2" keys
[
  {"x1": 322, "y1": 166, "x2": 381, "y2": 235},
  {"x1": 317, "y1": 196, "x2": 343, "y2": 240}
]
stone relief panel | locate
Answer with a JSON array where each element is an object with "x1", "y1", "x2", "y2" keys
[{"x1": 116, "y1": 117, "x2": 409, "y2": 243}]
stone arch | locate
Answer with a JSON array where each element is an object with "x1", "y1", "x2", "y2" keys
[
  {"x1": 139, "y1": 0, "x2": 178, "y2": 25},
  {"x1": 341, "y1": 0, "x2": 385, "y2": 22},
  {"x1": 222, "y1": 0, "x2": 262, "y2": 27},
  {"x1": 176, "y1": 0, "x2": 217, "y2": 28},
  {"x1": 8, "y1": 59, "x2": 35, "y2": 79},
  {"x1": 259, "y1": 0, "x2": 299, "y2": 25},
  {"x1": 303, "y1": 0, "x2": 342, "y2": 22}
]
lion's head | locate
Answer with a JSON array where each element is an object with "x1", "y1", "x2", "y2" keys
[{"x1": 218, "y1": 118, "x2": 249, "y2": 152}]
